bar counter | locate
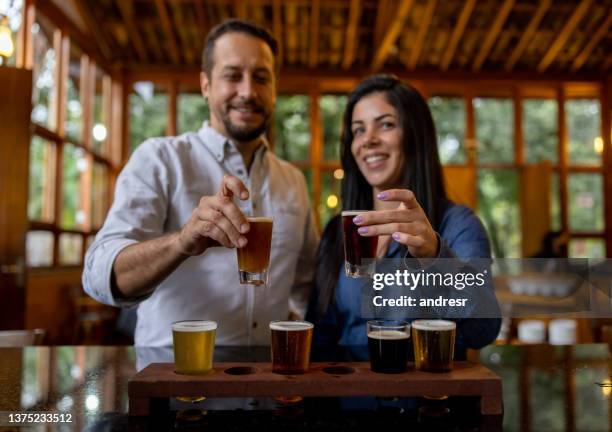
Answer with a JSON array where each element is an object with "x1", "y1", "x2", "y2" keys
[{"x1": 0, "y1": 344, "x2": 609, "y2": 431}]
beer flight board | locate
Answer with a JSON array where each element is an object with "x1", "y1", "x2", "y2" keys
[{"x1": 129, "y1": 361, "x2": 502, "y2": 416}]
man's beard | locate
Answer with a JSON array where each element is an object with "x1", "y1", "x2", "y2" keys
[{"x1": 221, "y1": 106, "x2": 271, "y2": 143}]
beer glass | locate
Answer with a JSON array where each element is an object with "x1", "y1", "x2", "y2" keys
[
  {"x1": 236, "y1": 217, "x2": 273, "y2": 285},
  {"x1": 342, "y1": 210, "x2": 378, "y2": 278},
  {"x1": 412, "y1": 320, "x2": 456, "y2": 372},
  {"x1": 270, "y1": 320, "x2": 313, "y2": 374},
  {"x1": 172, "y1": 320, "x2": 217, "y2": 375},
  {"x1": 367, "y1": 320, "x2": 411, "y2": 373}
]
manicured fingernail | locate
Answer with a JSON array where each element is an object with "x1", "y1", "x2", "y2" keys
[
  {"x1": 241, "y1": 224, "x2": 249, "y2": 233},
  {"x1": 377, "y1": 192, "x2": 388, "y2": 200},
  {"x1": 392, "y1": 232, "x2": 401, "y2": 241},
  {"x1": 358, "y1": 227, "x2": 368, "y2": 234},
  {"x1": 353, "y1": 215, "x2": 363, "y2": 224},
  {"x1": 238, "y1": 237, "x2": 247, "y2": 247},
  {"x1": 240, "y1": 191, "x2": 249, "y2": 199}
]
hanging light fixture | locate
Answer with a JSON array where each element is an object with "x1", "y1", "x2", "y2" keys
[{"x1": 0, "y1": 15, "x2": 14, "y2": 61}]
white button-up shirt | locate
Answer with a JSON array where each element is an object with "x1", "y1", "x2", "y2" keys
[{"x1": 82, "y1": 122, "x2": 319, "y2": 347}]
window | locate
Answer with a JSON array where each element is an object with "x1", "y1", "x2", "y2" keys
[
  {"x1": 177, "y1": 92, "x2": 209, "y2": 134},
  {"x1": 429, "y1": 96, "x2": 466, "y2": 164},
  {"x1": 65, "y1": 42, "x2": 83, "y2": 141},
  {"x1": 61, "y1": 144, "x2": 86, "y2": 229},
  {"x1": 524, "y1": 99, "x2": 558, "y2": 164},
  {"x1": 566, "y1": 99, "x2": 601, "y2": 166},
  {"x1": 91, "y1": 66, "x2": 110, "y2": 157},
  {"x1": 0, "y1": 0, "x2": 23, "y2": 66},
  {"x1": 568, "y1": 173, "x2": 604, "y2": 232},
  {"x1": 31, "y1": 15, "x2": 57, "y2": 130},
  {"x1": 319, "y1": 169, "x2": 342, "y2": 228},
  {"x1": 320, "y1": 95, "x2": 346, "y2": 161},
  {"x1": 28, "y1": 136, "x2": 55, "y2": 222},
  {"x1": 130, "y1": 81, "x2": 167, "y2": 152},
  {"x1": 273, "y1": 95, "x2": 310, "y2": 161},
  {"x1": 475, "y1": 98, "x2": 514, "y2": 163}
]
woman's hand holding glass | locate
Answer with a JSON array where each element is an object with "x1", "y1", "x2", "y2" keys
[{"x1": 352, "y1": 188, "x2": 439, "y2": 258}]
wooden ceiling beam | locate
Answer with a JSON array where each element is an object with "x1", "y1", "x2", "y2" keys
[
  {"x1": 439, "y1": 0, "x2": 476, "y2": 71},
  {"x1": 194, "y1": 1, "x2": 208, "y2": 46},
  {"x1": 504, "y1": 0, "x2": 550, "y2": 71},
  {"x1": 571, "y1": 13, "x2": 612, "y2": 72},
  {"x1": 309, "y1": 0, "x2": 320, "y2": 68},
  {"x1": 233, "y1": 0, "x2": 247, "y2": 20},
  {"x1": 373, "y1": 0, "x2": 391, "y2": 49},
  {"x1": 342, "y1": 0, "x2": 361, "y2": 70},
  {"x1": 73, "y1": 0, "x2": 113, "y2": 61},
  {"x1": 406, "y1": 0, "x2": 436, "y2": 70},
  {"x1": 472, "y1": 0, "x2": 514, "y2": 71},
  {"x1": 272, "y1": 0, "x2": 283, "y2": 66},
  {"x1": 169, "y1": 0, "x2": 195, "y2": 65},
  {"x1": 537, "y1": 0, "x2": 592, "y2": 73},
  {"x1": 115, "y1": 0, "x2": 149, "y2": 63},
  {"x1": 154, "y1": 0, "x2": 181, "y2": 64},
  {"x1": 371, "y1": 0, "x2": 414, "y2": 71}
]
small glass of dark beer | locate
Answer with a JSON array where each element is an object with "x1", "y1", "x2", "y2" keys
[
  {"x1": 236, "y1": 217, "x2": 273, "y2": 285},
  {"x1": 412, "y1": 320, "x2": 456, "y2": 372},
  {"x1": 367, "y1": 320, "x2": 411, "y2": 373},
  {"x1": 342, "y1": 210, "x2": 378, "y2": 278},
  {"x1": 270, "y1": 320, "x2": 313, "y2": 374}
]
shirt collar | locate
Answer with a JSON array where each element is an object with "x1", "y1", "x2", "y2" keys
[{"x1": 198, "y1": 120, "x2": 269, "y2": 163}]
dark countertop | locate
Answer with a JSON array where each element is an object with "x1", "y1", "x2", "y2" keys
[{"x1": 0, "y1": 344, "x2": 610, "y2": 431}]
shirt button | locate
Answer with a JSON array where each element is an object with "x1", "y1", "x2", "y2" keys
[
  {"x1": 252, "y1": 322, "x2": 258, "y2": 329},
  {"x1": 237, "y1": 169, "x2": 244, "y2": 176}
]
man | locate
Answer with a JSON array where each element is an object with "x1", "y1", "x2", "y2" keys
[{"x1": 83, "y1": 19, "x2": 319, "y2": 347}]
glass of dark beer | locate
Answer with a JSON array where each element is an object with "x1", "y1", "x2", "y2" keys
[
  {"x1": 270, "y1": 320, "x2": 313, "y2": 374},
  {"x1": 367, "y1": 320, "x2": 411, "y2": 373},
  {"x1": 342, "y1": 210, "x2": 378, "y2": 278},
  {"x1": 412, "y1": 320, "x2": 456, "y2": 372},
  {"x1": 236, "y1": 217, "x2": 273, "y2": 285}
]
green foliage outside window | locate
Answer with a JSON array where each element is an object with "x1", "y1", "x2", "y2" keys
[
  {"x1": 129, "y1": 82, "x2": 167, "y2": 153},
  {"x1": 320, "y1": 95, "x2": 347, "y2": 161},
  {"x1": 28, "y1": 136, "x2": 49, "y2": 221},
  {"x1": 61, "y1": 144, "x2": 83, "y2": 229},
  {"x1": 566, "y1": 99, "x2": 601, "y2": 165},
  {"x1": 319, "y1": 171, "x2": 341, "y2": 229},
  {"x1": 568, "y1": 173, "x2": 604, "y2": 232},
  {"x1": 178, "y1": 93, "x2": 209, "y2": 134},
  {"x1": 273, "y1": 95, "x2": 310, "y2": 161},
  {"x1": 428, "y1": 96, "x2": 466, "y2": 164},
  {"x1": 523, "y1": 99, "x2": 558, "y2": 164},
  {"x1": 475, "y1": 98, "x2": 514, "y2": 163}
]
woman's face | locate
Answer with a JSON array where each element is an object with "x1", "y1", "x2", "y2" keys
[{"x1": 350, "y1": 92, "x2": 404, "y2": 191}]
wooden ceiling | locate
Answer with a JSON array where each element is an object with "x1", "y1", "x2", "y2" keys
[{"x1": 70, "y1": 0, "x2": 612, "y2": 74}]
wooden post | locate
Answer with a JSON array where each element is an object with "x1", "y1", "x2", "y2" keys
[{"x1": 602, "y1": 76, "x2": 612, "y2": 257}]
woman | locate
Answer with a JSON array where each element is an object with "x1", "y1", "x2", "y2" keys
[{"x1": 307, "y1": 75, "x2": 500, "y2": 360}]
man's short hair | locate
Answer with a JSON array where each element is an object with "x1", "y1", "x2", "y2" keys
[{"x1": 202, "y1": 19, "x2": 278, "y2": 76}]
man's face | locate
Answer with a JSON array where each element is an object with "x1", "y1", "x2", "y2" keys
[{"x1": 201, "y1": 32, "x2": 276, "y2": 143}]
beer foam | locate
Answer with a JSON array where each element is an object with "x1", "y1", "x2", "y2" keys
[
  {"x1": 269, "y1": 321, "x2": 313, "y2": 331},
  {"x1": 172, "y1": 321, "x2": 217, "y2": 332},
  {"x1": 247, "y1": 217, "x2": 273, "y2": 222},
  {"x1": 367, "y1": 330, "x2": 410, "y2": 340},
  {"x1": 411, "y1": 320, "x2": 456, "y2": 331},
  {"x1": 341, "y1": 210, "x2": 368, "y2": 216}
]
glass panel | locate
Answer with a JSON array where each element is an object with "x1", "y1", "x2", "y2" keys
[
  {"x1": 31, "y1": 15, "x2": 57, "y2": 129},
  {"x1": 575, "y1": 366, "x2": 610, "y2": 431},
  {"x1": 566, "y1": 99, "x2": 602, "y2": 166},
  {"x1": 0, "y1": 0, "x2": 23, "y2": 66},
  {"x1": 474, "y1": 98, "x2": 514, "y2": 163},
  {"x1": 524, "y1": 99, "x2": 558, "y2": 164},
  {"x1": 319, "y1": 170, "x2": 342, "y2": 229},
  {"x1": 59, "y1": 233, "x2": 82, "y2": 265},
  {"x1": 568, "y1": 173, "x2": 604, "y2": 232},
  {"x1": 550, "y1": 172, "x2": 560, "y2": 232},
  {"x1": 320, "y1": 95, "x2": 347, "y2": 161},
  {"x1": 28, "y1": 136, "x2": 54, "y2": 222},
  {"x1": 61, "y1": 144, "x2": 86, "y2": 229},
  {"x1": 569, "y1": 238, "x2": 605, "y2": 258},
  {"x1": 477, "y1": 169, "x2": 520, "y2": 258},
  {"x1": 130, "y1": 81, "x2": 167, "y2": 153},
  {"x1": 301, "y1": 169, "x2": 313, "y2": 198},
  {"x1": 273, "y1": 95, "x2": 310, "y2": 161},
  {"x1": 91, "y1": 163, "x2": 108, "y2": 229},
  {"x1": 26, "y1": 231, "x2": 53, "y2": 267},
  {"x1": 428, "y1": 96, "x2": 466, "y2": 164},
  {"x1": 91, "y1": 66, "x2": 109, "y2": 156},
  {"x1": 65, "y1": 43, "x2": 83, "y2": 141},
  {"x1": 530, "y1": 368, "x2": 566, "y2": 431},
  {"x1": 177, "y1": 93, "x2": 209, "y2": 134}
]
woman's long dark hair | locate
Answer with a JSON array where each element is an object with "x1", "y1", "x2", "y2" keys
[{"x1": 311, "y1": 74, "x2": 448, "y2": 319}]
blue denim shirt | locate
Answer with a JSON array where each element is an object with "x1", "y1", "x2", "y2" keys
[{"x1": 309, "y1": 202, "x2": 501, "y2": 359}]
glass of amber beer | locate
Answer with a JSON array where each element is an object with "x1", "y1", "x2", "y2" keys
[
  {"x1": 342, "y1": 210, "x2": 378, "y2": 278},
  {"x1": 270, "y1": 320, "x2": 313, "y2": 374},
  {"x1": 367, "y1": 320, "x2": 411, "y2": 373},
  {"x1": 236, "y1": 217, "x2": 273, "y2": 285},
  {"x1": 172, "y1": 320, "x2": 217, "y2": 375},
  {"x1": 412, "y1": 320, "x2": 456, "y2": 372}
]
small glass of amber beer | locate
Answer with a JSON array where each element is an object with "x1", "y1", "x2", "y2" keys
[
  {"x1": 270, "y1": 320, "x2": 313, "y2": 374},
  {"x1": 342, "y1": 210, "x2": 378, "y2": 278},
  {"x1": 172, "y1": 320, "x2": 217, "y2": 375},
  {"x1": 236, "y1": 217, "x2": 273, "y2": 285},
  {"x1": 412, "y1": 320, "x2": 456, "y2": 372}
]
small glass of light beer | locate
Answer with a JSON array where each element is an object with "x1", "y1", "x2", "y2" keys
[
  {"x1": 342, "y1": 210, "x2": 378, "y2": 278},
  {"x1": 367, "y1": 320, "x2": 411, "y2": 373},
  {"x1": 172, "y1": 320, "x2": 217, "y2": 375},
  {"x1": 270, "y1": 320, "x2": 313, "y2": 374},
  {"x1": 412, "y1": 320, "x2": 456, "y2": 372},
  {"x1": 236, "y1": 217, "x2": 273, "y2": 285}
]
